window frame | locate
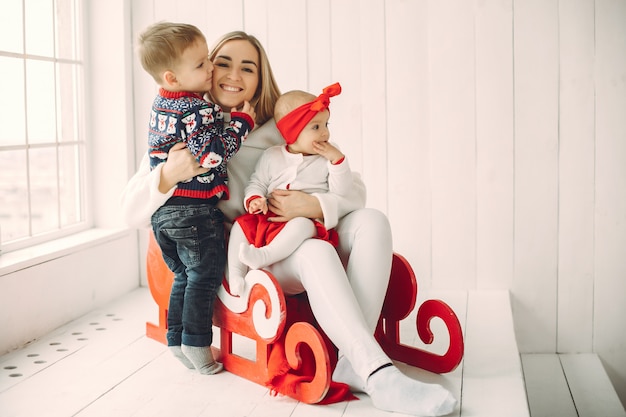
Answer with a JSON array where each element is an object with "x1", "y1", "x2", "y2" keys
[{"x1": 0, "y1": 0, "x2": 90, "y2": 254}]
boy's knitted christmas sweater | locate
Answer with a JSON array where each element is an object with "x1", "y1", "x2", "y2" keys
[{"x1": 148, "y1": 88, "x2": 254, "y2": 201}]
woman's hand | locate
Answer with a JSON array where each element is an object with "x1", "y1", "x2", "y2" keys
[
  {"x1": 267, "y1": 189, "x2": 323, "y2": 222},
  {"x1": 158, "y1": 143, "x2": 209, "y2": 193}
]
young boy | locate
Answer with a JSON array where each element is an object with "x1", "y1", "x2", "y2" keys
[
  {"x1": 227, "y1": 83, "x2": 351, "y2": 296},
  {"x1": 138, "y1": 22, "x2": 255, "y2": 374}
]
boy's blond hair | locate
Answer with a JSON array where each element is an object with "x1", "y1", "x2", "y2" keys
[
  {"x1": 138, "y1": 22, "x2": 206, "y2": 83},
  {"x1": 273, "y1": 90, "x2": 316, "y2": 123}
]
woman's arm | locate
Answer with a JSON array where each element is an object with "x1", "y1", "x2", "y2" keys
[
  {"x1": 120, "y1": 143, "x2": 208, "y2": 228},
  {"x1": 315, "y1": 171, "x2": 366, "y2": 228},
  {"x1": 157, "y1": 143, "x2": 209, "y2": 192},
  {"x1": 267, "y1": 190, "x2": 324, "y2": 221},
  {"x1": 267, "y1": 171, "x2": 366, "y2": 229}
]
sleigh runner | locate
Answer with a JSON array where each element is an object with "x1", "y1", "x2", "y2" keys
[{"x1": 145, "y1": 234, "x2": 464, "y2": 403}]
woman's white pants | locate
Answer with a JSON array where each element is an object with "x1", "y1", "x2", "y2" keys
[{"x1": 266, "y1": 208, "x2": 393, "y2": 382}]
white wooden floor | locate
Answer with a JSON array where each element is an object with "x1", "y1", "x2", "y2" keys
[
  {"x1": 0, "y1": 287, "x2": 528, "y2": 417},
  {"x1": 522, "y1": 353, "x2": 626, "y2": 417}
]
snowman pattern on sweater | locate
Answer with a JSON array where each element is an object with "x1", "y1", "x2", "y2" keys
[{"x1": 148, "y1": 89, "x2": 253, "y2": 200}]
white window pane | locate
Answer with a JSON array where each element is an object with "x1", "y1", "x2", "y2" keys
[
  {"x1": 0, "y1": 150, "x2": 30, "y2": 242},
  {"x1": 0, "y1": 0, "x2": 85, "y2": 252},
  {"x1": 29, "y1": 147, "x2": 59, "y2": 235},
  {"x1": 25, "y1": 0, "x2": 54, "y2": 57},
  {"x1": 59, "y1": 144, "x2": 83, "y2": 226},
  {"x1": 0, "y1": 57, "x2": 26, "y2": 146},
  {"x1": 26, "y1": 60, "x2": 57, "y2": 144},
  {"x1": 57, "y1": 62, "x2": 79, "y2": 143},
  {"x1": 0, "y1": 1, "x2": 24, "y2": 53}
]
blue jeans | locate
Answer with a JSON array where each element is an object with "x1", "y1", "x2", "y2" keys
[{"x1": 151, "y1": 204, "x2": 225, "y2": 348}]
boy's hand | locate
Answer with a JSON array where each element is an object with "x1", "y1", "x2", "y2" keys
[
  {"x1": 233, "y1": 100, "x2": 256, "y2": 124},
  {"x1": 313, "y1": 141, "x2": 344, "y2": 164}
]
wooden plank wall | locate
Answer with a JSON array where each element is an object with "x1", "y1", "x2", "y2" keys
[{"x1": 128, "y1": 0, "x2": 626, "y2": 405}]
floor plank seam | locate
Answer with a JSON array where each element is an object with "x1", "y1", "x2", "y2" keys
[{"x1": 557, "y1": 354, "x2": 580, "y2": 417}]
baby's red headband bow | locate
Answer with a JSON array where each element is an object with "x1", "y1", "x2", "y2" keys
[{"x1": 276, "y1": 82, "x2": 342, "y2": 145}]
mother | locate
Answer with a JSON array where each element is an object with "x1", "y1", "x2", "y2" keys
[{"x1": 121, "y1": 31, "x2": 455, "y2": 417}]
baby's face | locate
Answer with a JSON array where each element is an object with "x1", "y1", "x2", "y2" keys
[{"x1": 288, "y1": 110, "x2": 331, "y2": 155}]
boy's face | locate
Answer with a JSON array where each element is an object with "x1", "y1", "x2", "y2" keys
[
  {"x1": 170, "y1": 40, "x2": 213, "y2": 94},
  {"x1": 288, "y1": 110, "x2": 331, "y2": 155}
]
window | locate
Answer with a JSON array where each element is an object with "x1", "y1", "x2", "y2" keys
[{"x1": 0, "y1": 0, "x2": 87, "y2": 253}]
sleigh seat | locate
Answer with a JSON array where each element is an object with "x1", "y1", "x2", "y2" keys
[{"x1": 145, "y1": 234, "x2": 464, "y2": 404}]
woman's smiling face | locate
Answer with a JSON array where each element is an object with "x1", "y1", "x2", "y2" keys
[{"x1": 210, "y1": 39, "x2": 260, "y2": 111}]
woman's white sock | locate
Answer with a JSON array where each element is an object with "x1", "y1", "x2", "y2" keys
[
  {"x1": 332, "y1": 355, "x2": 366, "y2": 392},
  {"x1": 181, "y1": 344, "x2": 223, "y2": 375},
  {"x1": 365, "y1": 366, "x2": 457, "y2": 416}
]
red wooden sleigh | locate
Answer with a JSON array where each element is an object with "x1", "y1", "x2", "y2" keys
[{"x1": 145, "y1": 234, "x2": 464, "y2": 404}]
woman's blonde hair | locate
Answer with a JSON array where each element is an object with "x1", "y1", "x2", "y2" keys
[
  {"x1": 208, "y1": 31, "x2": 281, "y2": 125},
  {"x1": 138, "y1": 22, "x2": 206, "y2": 83}
]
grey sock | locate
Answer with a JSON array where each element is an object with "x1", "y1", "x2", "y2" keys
[
  {"x1": 181, "y1": 344, "x2": 224, "y2": 375},
  {"x1": 169, "y1": 345, "x2": 194, "y2": 369}
]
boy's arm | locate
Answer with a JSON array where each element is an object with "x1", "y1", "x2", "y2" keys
[{"x1": 182, "y1": 102, "x2": 254, "y2": 168}]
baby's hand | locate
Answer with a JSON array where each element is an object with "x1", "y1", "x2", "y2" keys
[
  {"x1": 247, "y1": 197, "x2": 268, "y2": 215},
  {"x1": 313, "y1": 141, "x2": 344, "y2": 164},
  {"x1": 233, "y1": 100, "x2": 256, "y2": 124}
]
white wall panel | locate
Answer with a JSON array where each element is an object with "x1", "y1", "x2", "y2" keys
[
  {"x1": 176, "y1": 0, "x2": 207, "y2": 32},
  {"x1": 131, "y1": 0, "x2": 157, "y2": 167},
  {"x1": 242, "y1": 0, "x2": 267, "y2": 47},
  {"x1": 385, "y1": 0, "x2": 432, "y2": 285},
  {"x1": 131, "y1": 3, "x2": 161, "y2": 287},
  {"x1": 153, "y1": 0, "x2": 185, "y2": 24},
  {"x1": 329, "y1": 0, "x2": 364, "y2": 175},
  {"x1": 357, "y1": 0, "x2": 388, "y2": 215},
  {"x1": 594, "y1": 0, "x2": 626, "y2": 405},
  {"x1": 306, "y1": 0, "x2": 332, "y2": 92},
  {"x1": 474, "y1": 0, "x2": 514, "y2": 290},
  {"x1": 207, "y1": 1, "x2": 244, "y2": 42},
  {"x1": 511, "y1": 0, "x2": 560, "y2": 353},
  {"x1": 428, "y1": 0, "x2": 477, "y2": 289},
  {"x1": 557, "y1": 0, "x2": 595, "y2": 354},
  {"x1": 266, "y1": 0, "x2": 308, "y2": 93}
]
